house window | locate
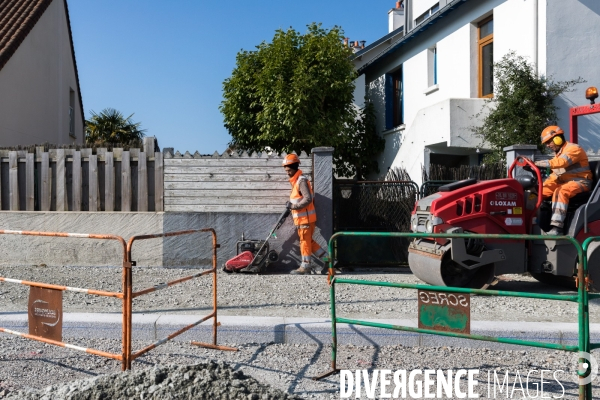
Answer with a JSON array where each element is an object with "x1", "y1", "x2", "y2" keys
[
  {"x1": 69, "y1": 89, "x2": 75, "y2": 137},
  {"x1": 385, "y1": 68, "x2": 404, "y2": 129},
  {"x1": 478, "y1": 16, "x2": 493, "y2": 98},
  {"x1": 428, "y1": 46, "x2": 437, "y2": 87},
  {"x1": 415, "y1": 3, "x2": 440, "y2": 26}
]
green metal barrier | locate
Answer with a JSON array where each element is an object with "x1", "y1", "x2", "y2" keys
[
  {"x1": 583, "y1": 237, "x2": 600, "y2": 354},
  {"x1": 317, "y1": 231, "x2": 593, "y2": 400}
]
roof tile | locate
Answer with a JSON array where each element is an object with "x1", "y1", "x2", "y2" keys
[{"x1": 0, "y1": 0, "x2": 53, "y2": 72}]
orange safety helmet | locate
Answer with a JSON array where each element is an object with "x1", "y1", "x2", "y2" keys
[
  {"x1": 282, "y1": 153, "x2": 301, "y2": 166},
  {"x1": 540, "y1": 125, "x2": 565, "y2": 145}
]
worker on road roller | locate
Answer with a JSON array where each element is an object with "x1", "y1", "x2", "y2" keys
[{"x1": 534, "y1": 125, "x2": 592, "y2": 235}]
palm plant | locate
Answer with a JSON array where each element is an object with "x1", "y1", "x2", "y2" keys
[{"x1": 85, "y1": 108, "x2": 146, "y2": 145}]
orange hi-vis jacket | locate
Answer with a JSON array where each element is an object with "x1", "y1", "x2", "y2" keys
[
  {"x1": 542, "y1": 142, "x2": 592, "y2": 183},
  {"x1": 289, "y1": 169, "x2": 317, "y2": 226}
]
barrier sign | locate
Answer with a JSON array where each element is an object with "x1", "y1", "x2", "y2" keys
[
  {"x1": 28, "y1": 287, "x2": 62, "y2": 341},
  {"x1": 418, "y1": 289, "x2": 470, "y2": 334}
]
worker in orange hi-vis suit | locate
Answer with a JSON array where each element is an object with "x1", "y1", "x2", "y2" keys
[
  {"x1": 282, "y1": 153, "x2": 328, "y2": 275},
  {"x1": 534, "y1": 125, "x2": 592, "y2": 235}
]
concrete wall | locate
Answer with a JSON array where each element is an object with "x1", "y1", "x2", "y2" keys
[
  {"x1": 391, "y1": 98, "x2": 487, "y2": 180},
  {"x1": 0, "y1": 211, "x2": 318, "y2": 270},
  {"x1": 0, "y1": 0, "x2": 83, "y2": 146},
  {"x1": 0, "y1": 212, "x2": 296, "y2": 268}
]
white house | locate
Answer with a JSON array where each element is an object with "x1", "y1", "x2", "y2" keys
[
  {"x1": 0, "y1": 0, "x2": 84, "y2": 146},
  {"x1": 354, "y1": 0, "x2": 600, "y2": 184}
]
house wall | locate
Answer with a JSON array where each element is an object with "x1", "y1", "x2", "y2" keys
[
  {"x1": 547, "y1": 0, "x2": 600, "y2": 152},
  {"x1": 353, "y1": 74, "x2": 366, "y2": 108},
  {"x1": 494, "y1": 0, "x2": 537, "y2": 66},
  {"x1": 358, "y1": 0, "x2": 600, "y2": 184},
  {"x1": 412, "y1": 0, "x2": 440, "y2": 21},
  {"x1": 0, "y1": 0, "x2": 83, "y2": 146},
  {"x1": 365, "y1": 0, "x2": 506, "y2": 183}
]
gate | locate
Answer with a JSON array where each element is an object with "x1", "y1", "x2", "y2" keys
[{"x1": 332, "y1": 180, "x2": 418, "y2": 265}]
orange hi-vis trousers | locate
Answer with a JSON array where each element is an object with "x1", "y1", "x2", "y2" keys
[
  {"x1": 297, "y1": 222, "x2": 326, "y2": 268},
  {"x1": 542, "y1": 175, "x2": 591, "y2": 228}
]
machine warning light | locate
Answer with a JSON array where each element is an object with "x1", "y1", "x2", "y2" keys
[{"x1": 586, "y1": 86, "x2": 598, "y2": 104}]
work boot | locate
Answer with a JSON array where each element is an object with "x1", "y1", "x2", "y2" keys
[
  {"x1": 545, "y1": 226, "x2": 563, "y2": 236},
  {"x1": 290, "y1": 266, "x2": 313, "y2": 275}
]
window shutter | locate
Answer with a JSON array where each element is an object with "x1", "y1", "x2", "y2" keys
[{"x1": 385, "y1": 74, "x2": 394, "y2": 130}]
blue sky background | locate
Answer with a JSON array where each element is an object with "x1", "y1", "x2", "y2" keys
[{"x1": 68, "y1": 0, "x2": 395, "y2": 154}]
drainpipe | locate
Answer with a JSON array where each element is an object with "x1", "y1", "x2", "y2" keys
[
  {"x1": 403, "y1": 0, "x2": 410, "y2": 34},
  {"x1": 533, "y1": 0, "x2": 538, "y2": 74}
]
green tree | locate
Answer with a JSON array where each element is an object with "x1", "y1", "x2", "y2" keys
[
  {"x1": 335, "y1": 100, "x2": 384, "y2": 178},
  {"x1": 220, "y1": 23, "x2": 384, "y2": 178},
  {"x1": 473, "y1": 52, "x2": 583, "y2": 163},
  {"x1": 85, "y1": 108, "x2": 146, "y2": 145}
]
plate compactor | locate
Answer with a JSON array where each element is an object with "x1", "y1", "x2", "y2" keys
[
  {"x1": 408, "y1": 94, "x2": 600, "y2": 290},
  {"x1": 223, "y1": 207, "x2": 290, "y2": 273}
]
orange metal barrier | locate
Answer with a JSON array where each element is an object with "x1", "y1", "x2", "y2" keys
[
  {"x1": 0, "y1": 229, "x2": 129, "y2": 367},
  {"x1": 124, "y1": 228, "x2": 236, "y2": 369},
  {"x1": 0, "y1": 228, "x2": 235, "y2": 371}
]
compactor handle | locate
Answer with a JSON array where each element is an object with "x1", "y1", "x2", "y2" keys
[{"x1": 508, "y1": 156, "x2": 543, "y2": 211}]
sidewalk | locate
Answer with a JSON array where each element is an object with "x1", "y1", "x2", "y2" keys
[
  {"x1": 2, "y1": 313, "x2": 598, "y2": 350},
  {"x1": 1, "y1": 265, "x2": 598, "y2": 350}
]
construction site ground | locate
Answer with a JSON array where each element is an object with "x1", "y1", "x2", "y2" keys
[{"x1": 0, "y1": 264, "x2": 599, "y2": 399}]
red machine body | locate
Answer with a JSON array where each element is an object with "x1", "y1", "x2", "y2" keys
[
  {"x1": 430, "y1": 179, "x2": 529, "y2": 236},
  {"x1": 408, "y1": 90, "x2": 600, "y2": 290}
]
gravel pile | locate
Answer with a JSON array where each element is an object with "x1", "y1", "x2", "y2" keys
[{"x1": 4, "y1": 361, "x2": 301, "y2": 400}]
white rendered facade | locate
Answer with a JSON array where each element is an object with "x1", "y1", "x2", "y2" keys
[{"x1": 355, "y1": 0, "x2": 600, "y2": 184}]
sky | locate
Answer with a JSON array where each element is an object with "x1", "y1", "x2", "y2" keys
[{"x1": 67, "y1": 0, "x2": 396, "y2": 155}]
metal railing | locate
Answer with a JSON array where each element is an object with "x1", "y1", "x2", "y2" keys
[
  {"x1": 317, "y1": 231, "x2": 593, "y2": 400},
  {"x1": 419, "y1": 180, "x2": 455, "y2": 198}
]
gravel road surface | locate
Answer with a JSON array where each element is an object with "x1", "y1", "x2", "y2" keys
[
  {"x1": 1, "y1": 265, "x2": 599, "y2": 399},
  {"x1": 0, "y1": 337, "x2": 596, "y2": 399},
  {"x1": 0, "y1": 265, "x2": 597, "y2": 322}
]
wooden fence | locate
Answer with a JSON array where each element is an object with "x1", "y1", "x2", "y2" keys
[
  {"x1": 0, "y1": 147, "x2": 163, "y2": 212},
  {"x1": 163, "y1": 150, "x2": 312, "y2": 213}
]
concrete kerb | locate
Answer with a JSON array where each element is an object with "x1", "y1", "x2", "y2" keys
[{"x1": 1, "y1": 313, "x2": 597, "y2": 351}]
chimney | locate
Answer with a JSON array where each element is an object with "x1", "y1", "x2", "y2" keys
[{"x1": 388, "y1": 0, "x2": 404, "y2": 33}]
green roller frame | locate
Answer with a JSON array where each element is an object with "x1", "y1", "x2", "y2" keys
[{"x1": 315, "y1": 231, "x2": 595, "y2": 400}]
